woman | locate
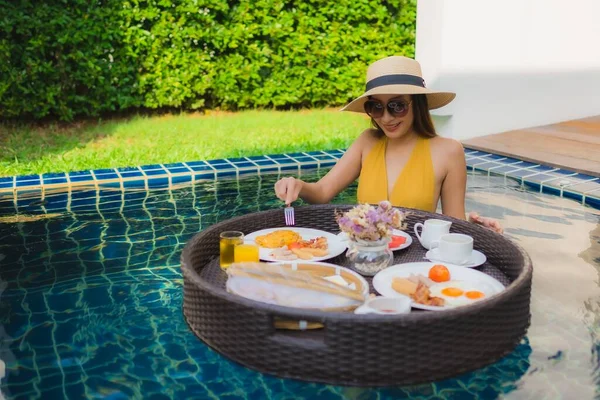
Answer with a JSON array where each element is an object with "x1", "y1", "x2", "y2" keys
[{"x1": 274, "y1": 56, "x2": 502, "y2": 233}]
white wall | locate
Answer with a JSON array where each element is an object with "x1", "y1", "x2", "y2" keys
[{"x1": 416, "y1": 0, "x2": 600, "y2": 140}]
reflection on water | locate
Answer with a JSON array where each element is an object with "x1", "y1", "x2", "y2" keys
[
  {"x1": 465, "y1": 173, "x2": 600, "y2": 399},
  {"x1": 0, "y1": 170, "x2": 598, "y2": 399}
]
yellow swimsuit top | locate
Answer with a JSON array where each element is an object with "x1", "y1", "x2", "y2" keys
[{"x1": 357, "y1": 136, "x2": 436, "y2": 212}]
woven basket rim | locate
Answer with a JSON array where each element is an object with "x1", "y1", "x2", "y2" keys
[{"x1": 181, "y1": 204, "x2": 533, "y2": 323}]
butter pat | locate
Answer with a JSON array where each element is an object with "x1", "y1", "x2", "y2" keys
[{"x1": 323, "y1": 275, "x2": 349, "y2": 287}]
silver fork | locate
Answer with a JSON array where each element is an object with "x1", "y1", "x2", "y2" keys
[{"x1": 284, "y1": 205, "x2": 295, "y2": 226}]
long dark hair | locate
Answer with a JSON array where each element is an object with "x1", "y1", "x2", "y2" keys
[{"x1": 370, "y1": 94, "x2": 437, "y2": 138}]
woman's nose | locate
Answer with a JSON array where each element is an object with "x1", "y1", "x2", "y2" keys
[{"x1": 380, "y1": 108, "x2": 395, "y2": 123}]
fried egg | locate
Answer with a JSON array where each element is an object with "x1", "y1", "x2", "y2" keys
[{"x1": 429, "y1": 280, "x2": 494, "y2": 307}]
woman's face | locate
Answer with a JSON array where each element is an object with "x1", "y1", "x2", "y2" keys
[{"x1": 367, "y1": 94, "x2": 414, "y2": 139}]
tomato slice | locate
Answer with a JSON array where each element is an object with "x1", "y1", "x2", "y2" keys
[
  {"x1": 287, "y1": 242, "x2": 302, "y2": 250},
  {"x1": 388, "y1": 235, "x2": 407, "y2": 248}
]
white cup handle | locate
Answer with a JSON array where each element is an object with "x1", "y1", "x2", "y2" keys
[
  {"x1": 414, "y1": 223, "x2": 424, "y2": 241},
  {"x1": 430, "y1": 240, "x2": 440, "y2": 250}
]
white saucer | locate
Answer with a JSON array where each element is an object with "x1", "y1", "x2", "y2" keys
[
  {"x1": 336, "y1": 229, "x2": 412, "y2": 251},
  {"x1": 424, "y1": 248, "x2": 487, "y2": 268}
]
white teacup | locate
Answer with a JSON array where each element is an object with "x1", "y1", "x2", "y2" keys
[
  {"x1": 413, "y1": 219, "x2": 452, "y2": 250},
  {"x1": 354, "y1": 296, "x2": 411, "y2": 315},
  {"x1": 431, "y1": 233, "x2": 474, "y2": 265}
]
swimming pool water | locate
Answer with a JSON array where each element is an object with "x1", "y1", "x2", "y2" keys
[{"x1": 0, "y1": 170, "x2": 599, "y2": 399}]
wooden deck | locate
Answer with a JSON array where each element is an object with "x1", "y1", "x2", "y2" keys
[{"x1": 462, "y1": 116, "x2": 600, "y2": 177}]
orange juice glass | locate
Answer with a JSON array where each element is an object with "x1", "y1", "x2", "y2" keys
[
  {"x1": 219, "y1": 231, "x2": 244, "y2": 269},
  {"x1": 234, "y1": 243, "x2": 260, "y2": 263}
]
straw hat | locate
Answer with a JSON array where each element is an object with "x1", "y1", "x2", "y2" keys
[{"x1": 341, "y1": 56, "x2": 456, "y2": 113}]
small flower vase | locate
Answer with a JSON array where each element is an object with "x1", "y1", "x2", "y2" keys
[{"x1": 346, "y1": 237, "x2": 394, "y2": 276}]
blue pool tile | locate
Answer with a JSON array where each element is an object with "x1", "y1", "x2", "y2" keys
[
  {"x1": 42, "y1": 173, "x2": 68, "y2": 185},
  {"x1": 514, "y1": 161, "x2": 539, "y2": 168},
  {"x1": 94, "y1": 171, "x2": 119, "y2": 180},
  {"x1": 141, "y1": 164, "x2": 166, "y2": 171},
  {"x1": 206, "y1": 159, "x2": 230, "y2": 166},
  {"x1": 281, "y1": 165, "x2": 299, "y2": 172},
  {"x1": 299, "y1": 163, "x2": 319, "y2": 171},
  {"x1": 548, "y1": 169, "x2": 579, "y2": 177},
  {"x1": 187, "y1": 163, "x2": 214, "y2": 173},
  {"x1": 147, "y1": 177, "x2": 170, "y2": 188},
  {"x1": 253, "y1": 159, "x2": 277, "y2": 166},
  {"x1": 186, "y1": 160, "x2": 209, "y2": 167},
  {"x1": 293, "y1": 156, "x2": 318, "y2": 163},
  {"x1": 509, "y1": 169, "x2": 551, "y2": 179},
  {"x1": 480, "y1": 153, "x2": 508, "y2": 161},
  {"x1": 246, "y1": 155, "x2": 270, "y2": 161},
  {"x1": 312, "y1": 154, "x2": 336, "y2": 161},
  {"x1": 210, "y1": 163, "x2": 235, "y2": 171},
  {"x1": 285, "y1": 152, "x2": 306, "y2": 158},
  {"x1": 143, "y1": 167, "x2": 168, "y2": 177},
  {"x1": 463, "y1": 150, "x2": 488, "y2": 157},
  {"x1": 522, "y1": 173, "x2": 558, "y2": 184},
  {"x1": 171, "y1": 175, "x2": 192, "y2": 185},
  {"x1": 192, "y1": 172, "x2": 215, "y2": 181},
  {"x1": 541, "y1": 185, "x2": 562, "y2": 197},
  {"x1": 562, "y1": 180, "x2": 600, "y2": 193},
  {"x1": 69, "y1": 170, "x2": 94, "y2": 182},
  {"x1": 229, "y1": 160, "x2": 257, "y2": 169},
  {"x1": 268, "y1": 154, "x2": 291, "y2": 161},
  {"x1": 16, "y1": 175, "x2": 40, "y2": 187},
  {"x1": 586, "y1": 195, "x2": 600, "y2": 209},
  {"x1": 260, "y1": 167, "x2": 280, "y2": 174},
  {"x1": 326, "y1": 149, "x2": 345, "y2": 156},
  {"x1": 498, "y1": 156, "x2": 526, "y2": 165},
  {"x1": 166, "y1": 166, "x2": 190, "y2": 175},
  {"x1": 226, "y1": 157, "x2": 248, "y2": 163},
  {"x1": 123, "y1": 179, "x2": 147, "y2": 188},
  {"x1": 529, "y1": 165, "x2": 559, "y2": 173},
  {"x1": 470, "y1": 161, "x2": 505, "y2": 171},
  {"x1": 563, "y1": 190, "x2": 584, "y2": 202},
  {"x1": 305, "y1": 150, "x2": 325, "y2": 156},
  {"x1": 523, "y1": 181, "x2": 541, "y2": 191},
  {"x1": 216, "y1": 170, "x2": 237, "y2": 178},
  {"x1": 117, "y1": 167, "x2": 144, "y2": 179},
  {"x1": 488, "y1": 164, "x2": 527, "y2": 175},
  {"x1": 0, "y1": 176, "x2": 13, "y2": 189}
]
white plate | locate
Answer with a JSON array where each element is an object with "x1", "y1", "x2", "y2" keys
[
  {"x1": 372, "y1": 262, "x2": 505, "y2": 311},
  {"x1": 245, "y1": 227, "x2": 347, "y2": 262},
  {"x1": 424, "y1": 248, "x2": 487, "y2": 268},
  {"x1": 336, "y1": 229, "x2": 412, "y2": 251}
]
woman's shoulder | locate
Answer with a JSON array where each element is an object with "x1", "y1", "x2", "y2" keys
[{"x1": 429, "y1": 135, "x2": 464, "y2": 158}]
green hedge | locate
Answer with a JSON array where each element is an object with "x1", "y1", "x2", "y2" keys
[{"x1": 0, "y1": 0, "x2": 416, "y2": 120}]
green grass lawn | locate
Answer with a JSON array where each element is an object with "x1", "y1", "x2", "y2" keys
[{"x1": 0, "y1": 109, "x2": 369, "y2": 177}]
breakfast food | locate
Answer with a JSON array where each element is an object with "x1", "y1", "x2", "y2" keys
[
  {"x1": 428, "y1": 281, "x2": 491, "y2": 307},
  {"x1": 391, "y1": 277, "x2": 418, "y2": 296},
  {"x1": 388, "y1": 235, "x2": 407, "y2": 249},
  {"x1": 390, "y1": 264, "x2": 493, "y2": 308},
  {"x1": 257, "y1": 232, "x2": 330, "y2": 261},
  {"x1": 411, "y1": 282, "x2": 445, "y2": 307},
  {"x1": 255, "y1": 230, "x2": 302, "y2": 248},
  {"x1": 428, "y1": 264, "x2": 450, "y2": 282}
]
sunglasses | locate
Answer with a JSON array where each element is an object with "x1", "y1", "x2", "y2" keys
[{"x1": 363, "y1": 99, "x2": 412, "y2": 118}]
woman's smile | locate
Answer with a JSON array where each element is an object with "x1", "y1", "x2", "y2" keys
[{"x1": 382, "y1": 121, "x2": 402, "y2": 132}]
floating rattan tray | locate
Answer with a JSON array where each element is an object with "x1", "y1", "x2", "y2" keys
[{"x1": 181, "y1": 205, "x2": 532, "y2": 386}]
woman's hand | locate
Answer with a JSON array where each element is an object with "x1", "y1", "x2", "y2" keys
[
  {"x1": 274, "y1": 177, "x2": 305, "y2": 205},
  {"x1": 468, "y1": 211, "x2": 504, "y2": 234}
]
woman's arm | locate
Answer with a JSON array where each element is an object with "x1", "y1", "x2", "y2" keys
[{"x1": 440, "y1": 140, "x2": 467, "y2": 220}]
